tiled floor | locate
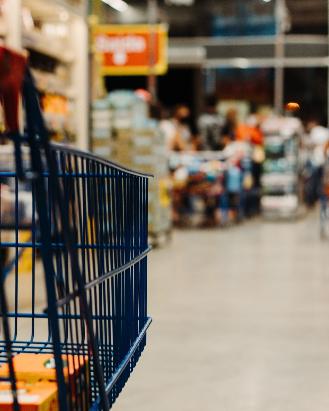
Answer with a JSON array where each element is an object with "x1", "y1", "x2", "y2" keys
[{"x1": 115, "y1": 211, "x2": 329, "y2": 411}]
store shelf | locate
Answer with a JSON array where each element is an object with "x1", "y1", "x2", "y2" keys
[
  {"x1": 0, "y1": 18, "x2": 7, "y2": 37},
  {"x1": 261, "y1": 117, "x2": 301, "y2": 219},
  {"x1": 23, "y1": 29, "x2": 74, "y2": 64},
  {"x1": 0, "y1": 0, "x2": 95, "y2": 149},
  {"x1": 35, "y1": 84, "x2": 75, "y2": 100},
  {"x1": 23, "y1": 0, "x2": 86, "y2": 18},
  {"x1": 31, "y1": 69, "x2": 75, "y2": 99}
]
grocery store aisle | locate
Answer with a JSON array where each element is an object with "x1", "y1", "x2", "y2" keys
[{"x1": 116, "y1": 211, "x2": 329, "y2": 411}]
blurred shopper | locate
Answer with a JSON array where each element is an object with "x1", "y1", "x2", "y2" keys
[
  {"x1": 190, "y1": 134, "x2": 203, "y2": 151},
  {"x1": 305, "y1": 119, "x2": 329, "y2": 205},
  {"x1": 225, "y1": 158, "x2": 243, "y2": 223},
  {"x1": 243, "y1": 114, "x2": 264, "y2": 214},
  {"x1": 198, "y1": 95, "x2": 224, "y2": 150},
  {"x1": 222, "y1": 108, "x2": 238, "y2": 144},
  {"x1": 160, "y1": 104, "x2": 191, "y2": 152},
  {"x1": 236, "y1": 114, "x2": 264, "y2": 146}
]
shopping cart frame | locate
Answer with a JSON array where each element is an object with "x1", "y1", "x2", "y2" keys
[{"x1": 0, "y1": 47, "x2": 152, "y2": 411}]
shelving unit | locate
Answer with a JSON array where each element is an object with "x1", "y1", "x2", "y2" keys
[
  {"x1": 22, "y1": 29, "x2": 75, "y2": 63},
  {"x1": 92, "y1": 91, "x2": 172, "y2": 244},
  {"x1": 0, "y1": 14, "x2": 6, "y2": 38},
  {"x1": 1, "y1": 0, "x2": 89, "y2": 149},
  {"x1": 261, "y1": 116, "x2": 302, "y2": 219}
]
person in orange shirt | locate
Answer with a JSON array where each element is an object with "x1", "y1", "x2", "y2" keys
[{"x1": 235, "y1": 114, "x2": 264, "y2": 145}]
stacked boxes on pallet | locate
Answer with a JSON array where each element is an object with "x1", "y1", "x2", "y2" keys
[
  {"x1": 92, "y1": 99, "x2": 113, "y2": 159},
  {"x1": 92, "y1": 91, "x2": 171, "y2": 240}
]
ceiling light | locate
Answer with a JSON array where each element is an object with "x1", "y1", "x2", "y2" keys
[
  {"x1": 262, "y1": 0, "x2": 272, "y2": 2},
  {"x1": 233, "y1": 58, "x2": 250, "y2": 69},
  {"x1": 165, "y1": 0, "x2": 194, "y2": 5},
  {"x1": 101, "y1": 0, "x2": 129, "y2": 13}
]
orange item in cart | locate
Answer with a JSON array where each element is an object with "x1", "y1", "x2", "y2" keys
[
  {"x1": 0, "y1": 353, "x2": 88, "y2": 383},
  {"x1": 0, "y1": 354, "x2": 90, "y2": 411},
  {"x1": 0, "y1": 381, "x2": 58, "y2": 411}
]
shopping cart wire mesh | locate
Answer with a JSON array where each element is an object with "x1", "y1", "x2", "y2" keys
[{"x1": 0, "y1": 47, "x2": 151, "y2": 411}]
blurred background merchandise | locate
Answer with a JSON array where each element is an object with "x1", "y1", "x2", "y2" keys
[
  {"x1": 0, "y1": 0, "x2": 88, "y2": 147},
  {"x1": 2, "y1": 0, "x2": 329, "y2": 410},
  {"x1": 85, "y1": 0, "x2": 329, "y2": 236}
]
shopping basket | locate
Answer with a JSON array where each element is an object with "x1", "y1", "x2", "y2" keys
[{"x1": 0, "y1": 47, "x2": 151, "y2": 410}]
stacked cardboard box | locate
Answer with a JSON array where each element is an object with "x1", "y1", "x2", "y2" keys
[
  {"x1": 91, "y1": 99, "x2": 113, "y2": 159},
  {"x1": 91, "y1": 91, "x2": 172, "y2": 239},
  {"x1": 0, "y1": 353, "x2": 89, "y2": 411},
  {"x1": 0, "y1": 381, "x2": 58, "y2": 411}
]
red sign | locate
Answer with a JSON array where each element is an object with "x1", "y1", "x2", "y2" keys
[{"x1": 93, "y1": 25, "x2": 168, "y2": 76}]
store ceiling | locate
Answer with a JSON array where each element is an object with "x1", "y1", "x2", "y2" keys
[
  {"x1": 114, "y1": 0, "x2": 328, "y2": 35},
  {"x1": 286, "y1": 0, "x2": 327, "y2": 31}
]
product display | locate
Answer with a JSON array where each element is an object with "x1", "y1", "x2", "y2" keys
[
  {"x1": 0, "y1": 0, "x2": 88, "y2": 147},
  {"x1": 92, "y1": 90, "x2": 172, "y2": 244},
  {"x1": 170, "y1": 142, "x2": 260, "y2": 227},
  {"x1": 261, "y1": 117, "x2": 302, "y2": 218}
]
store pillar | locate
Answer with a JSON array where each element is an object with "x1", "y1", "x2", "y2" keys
[
  {"x1": 327, "y1": 0, "x2": 329, "y2": 126},
  {"x1": 72, "y1": 18, "x2": 89, "y2": 151},
  {"x1": 274, "y1": 0, "x2": 285, "y2": 115},
  {"x1": 148, "y1": 0, "x2": 158, "y2": 101}
]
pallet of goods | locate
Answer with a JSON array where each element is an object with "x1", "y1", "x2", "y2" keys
[{"x1": 92, "y1": 91, "x2": 172, "y2": 246}]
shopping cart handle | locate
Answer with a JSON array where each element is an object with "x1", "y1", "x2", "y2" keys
[
  {"x1": 0, "y1": 47, "x2": 27, "y2": 179},
  {"x1": 0, "y1": 47, "x2": 27, "y2": 133}
]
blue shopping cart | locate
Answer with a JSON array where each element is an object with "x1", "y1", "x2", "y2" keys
[{"x1": 0, "y1": 47, "x2": 151, "y2": 410}]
